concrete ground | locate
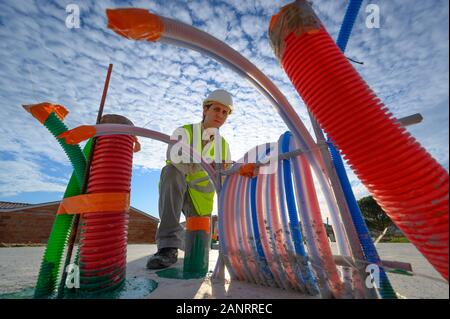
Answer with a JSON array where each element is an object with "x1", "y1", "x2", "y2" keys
[{"x1": 0, "y1": 243, "x2": 448, "y2": 299}]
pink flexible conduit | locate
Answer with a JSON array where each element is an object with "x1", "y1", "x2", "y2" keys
[
  {"x1": 226, "y1": 174, "x2": 245, "y2": 281},
  {"x1": 241, "y1": 175, "x2": 258, "y2": 283},
  {"x1": 235, "y1": 175, "x2": 258, "y2": 284},
  {"x1": 256, "y1": 173, "x2": 285, "y2": 289},
  {"x1": 290, "y1": 141, "x2": 348, "y2": 298},
  {"x1": 270, "y1": 6, "x2": 449, "y2": 280},
  {"x1": 266, "y1": 171, "x2": 301, "y2": 291}
]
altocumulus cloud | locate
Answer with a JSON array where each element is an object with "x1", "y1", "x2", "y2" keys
[{"x1": 0, "y1": 0, "x2": 447, "y2": 205}]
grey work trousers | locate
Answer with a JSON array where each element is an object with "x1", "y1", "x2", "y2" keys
[{"x1": 156, "y1": 164, "x2": 197, "y2": 250}]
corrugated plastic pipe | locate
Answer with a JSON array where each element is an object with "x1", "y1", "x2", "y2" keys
[
  {"x1": 33, "y1": 113, "x2": 88, "y2": 298},
  {"x1": 224, "y1": 174, "x2": 246, "y2": 280},
  {"x1": 336, "y1": 0, "x2": 363, "y2": 52},
  {"x1": 78, "y1": 134, "x2": 134, "y2": 294},
  {"x1": 218, "y1": 176, "x2": 239, "y2": 280},
  {"x1": 217, "y1": 176, "x2": 237, "y2": 279},
  {"x1": 233, "y1": 174, "x2": 257, "y2": 283},
  {"x1": 270, "y1": 1, "x2": 449, "y2": 280},
  {"x1": 45, "y1": 113, "x2": 87, "y2": 185}
]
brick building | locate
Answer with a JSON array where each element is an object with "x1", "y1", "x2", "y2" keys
[{"x1": 0, "y1": 201, "x2": 159, "y2": 245}]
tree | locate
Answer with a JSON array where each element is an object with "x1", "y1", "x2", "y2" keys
[{"x1": 357, "y1": 195, "x2": 395, "y2": 233}]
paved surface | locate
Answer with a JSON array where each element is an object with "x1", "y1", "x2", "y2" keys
[{"x1": 0, "y1": 243, "x2": 448, "y2": 299}]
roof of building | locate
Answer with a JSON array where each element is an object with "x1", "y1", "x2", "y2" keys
[
  {"x1": 0, "y1": 201, "x2": 33, "y2": 210},
  {"x1": 0, "y1": 200, "x2": 159, "y2": 222}
]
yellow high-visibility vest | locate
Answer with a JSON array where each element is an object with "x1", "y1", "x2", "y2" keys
[{"x1": 166, "y1": 123, "x2": 229, "y2": 216}]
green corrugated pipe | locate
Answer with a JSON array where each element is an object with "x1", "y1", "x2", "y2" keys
[
  {"x1": 33, "y1": 113, "x2": 91, "y2": 298},
  {"x1": 44, "y1": 113, "x2": 87, "y2": 185}
]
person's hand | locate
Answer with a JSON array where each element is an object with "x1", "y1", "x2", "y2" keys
[
  {"x1": 221, "y1": 162, "x2": 232, "y2": 170},
  {"x1": 239, "y1": 163, "x2": 257, "y2": 178}
]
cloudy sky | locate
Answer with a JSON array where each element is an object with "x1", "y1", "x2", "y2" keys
[{"x1": 0, "y1": 0, "x2": 448, "y2": 221}]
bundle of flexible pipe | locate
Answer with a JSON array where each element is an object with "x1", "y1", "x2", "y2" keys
[
  {"x1": 105, "y1": 8, "x2": 359, "y2": 288},
  {"x1": 218, "y1": 130, "x2": 400, "y2": 297},
  {"x1": 270, "y1": 1, "x2": 449, "y2": 280},
  {"x1": 220, "y1": 145, "x2": 276, "y2": 287},
  {"x1": 219, "y1": 138, "x2": 351, "y2": 297},
  {"x1": 279, "y1": 132, "x2": 321, "y2": 295},
  {"x1": 61, "y1": 124, "x2": 377, "y2": 297}
]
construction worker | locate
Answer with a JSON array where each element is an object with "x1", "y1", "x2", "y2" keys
[{"x1": 147, "y1": 89, "x2": 233, "y2": 269}]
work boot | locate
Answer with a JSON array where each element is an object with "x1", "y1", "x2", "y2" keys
[{"x1": 146, "y1": 247, "x2": 178, "y2": 269}]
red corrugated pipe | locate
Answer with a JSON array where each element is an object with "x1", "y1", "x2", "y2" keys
[
  {"x1": 269, "y1": 2, "x2": 448, "y2": 280},
  {"x1": 78, "y1": 135, "x2": 134, "y2": 292}
]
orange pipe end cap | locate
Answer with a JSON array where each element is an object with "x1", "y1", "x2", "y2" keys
[
  {"x1": 106, "y1": 8, "x2": 163, "y2": 42},
  {"x1": 23, "y1": 102, "x2": 69, "y2": 124},
  {"x1": 57, "y1": 125, "x2": 96, "y2": 145}
]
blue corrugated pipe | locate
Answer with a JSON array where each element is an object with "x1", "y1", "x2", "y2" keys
[
  {"x1": 328, "y1": 142, "x2": 397, "y2": 298},
  {"x1": 250, "y1": 146, "x2": 276, "y2": 286},
  {"x1": 336, "y1": 0, "x2": 364, "y2": 53},
  {"x1": 331, "y1": 0, "x2": 397, "y2": 298}
]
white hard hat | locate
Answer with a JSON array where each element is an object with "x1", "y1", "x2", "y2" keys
[{"x1": 203, "y1": 89, "x2": 234, "y2": 113}]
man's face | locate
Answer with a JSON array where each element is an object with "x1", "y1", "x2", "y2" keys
[{"x1": 203, "y1": 102, "x2": 231, "y2": 128}]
